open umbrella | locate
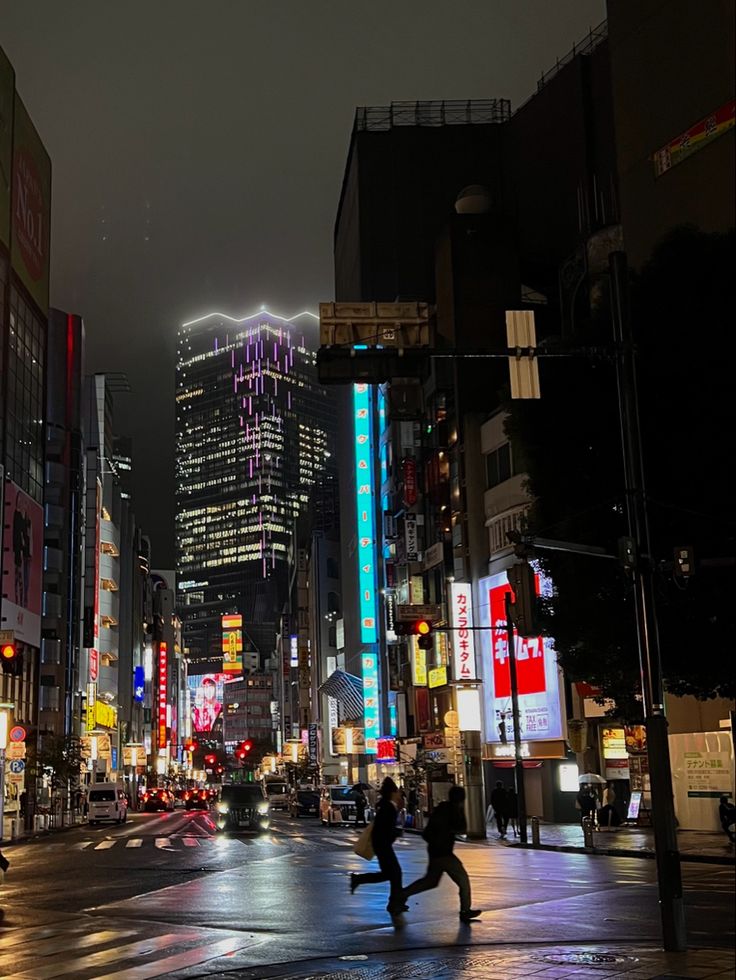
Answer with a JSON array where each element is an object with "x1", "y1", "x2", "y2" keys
[
  {"x1": 351, "y1": 782, "x2": 371, "y2": 791},
  {"x1": 578, "y1": 773, "x2": 606, "y2": 785}
]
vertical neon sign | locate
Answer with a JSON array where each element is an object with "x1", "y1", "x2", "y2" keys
[
  {"x1": 354, "y1": 383, "x2": 379, "y2": 753},
  {"x1": 158, "y1": 641, "x2": 168, "y2": 749},
  {"x1": 353, "y1": 384, "x2": 378, "y2": 643}
]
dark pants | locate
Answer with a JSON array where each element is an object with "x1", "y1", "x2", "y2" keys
[
  {"x1": 403, "y1": 854, "x2": 471, "y2": 912},
  {"x1": 353, "y1": 845, "x2": 403, "y2": 909},
  {"x1": 495, "y1": 812, "x2": 508, "y2": 836}
]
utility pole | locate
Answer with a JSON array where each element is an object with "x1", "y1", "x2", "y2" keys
[
  {"x1": 610, "y1": 251, "x2": 686, "y2": 952},
  {"x1": 504, "y1": 593, "x2": 527, "y2": 844}
]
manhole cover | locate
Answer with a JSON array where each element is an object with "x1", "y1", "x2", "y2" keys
[{"x1": 536, "y1": 952, "x2": 640, "y2": 967}]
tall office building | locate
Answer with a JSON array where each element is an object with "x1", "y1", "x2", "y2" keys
[{"x1": 176, "y1": 310, "x2": 333, "y2": 665}]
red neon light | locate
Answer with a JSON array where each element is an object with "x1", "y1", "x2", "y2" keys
[{"x1": 158, "y1": 641, "x2": 168, "y2": 749}]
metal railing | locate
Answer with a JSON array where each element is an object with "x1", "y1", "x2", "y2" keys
[
  {"x1": 536, "y1": 20, "x2": 608, "y2": 93},
  {"x1": 354, "y1": 99, "x2": 511, "y2": 132}
]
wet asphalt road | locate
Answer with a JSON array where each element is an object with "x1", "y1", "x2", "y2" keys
[{"x1": 0, "y1": 808, "x2": 733, "y2": 978}]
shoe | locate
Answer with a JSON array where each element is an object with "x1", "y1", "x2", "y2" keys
[
  {"x1": 350, "y1": 873, "x2": 358, "y2": 894},
  {"x1": 460, "y1": 909, "x2": 482, "y2": 923}
]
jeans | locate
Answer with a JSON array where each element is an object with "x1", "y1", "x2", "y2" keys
[
  {"x1": 353, "y1": 845, "x2": 403, "y2": 909},
  {"x1": 403, "y1": 854, "x2": 471, "y2": 912}
]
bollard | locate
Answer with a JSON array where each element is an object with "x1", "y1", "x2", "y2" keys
[
  {"x1": 531, "y1": 815, "x2": 540, "y2": 846},
  {"x1": 10, "y1": 818, "x2": 18, "y2": 839},
  {"x1": 582, "y1": 815, "x2": 594, "y2": 849}
]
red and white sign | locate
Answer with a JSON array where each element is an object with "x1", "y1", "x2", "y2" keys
[
  {"x1": 402, "y1": 458, "x2": 417, "y2": 506},
  {"x1": 158, "y1": 641, "x2": 168, "y2": 749},
  {"x1": 449, "y1": 582, "x2": 477, "y2": 682},
  {"x1": 376, "y1": 737, "x2": 396, "y2": 761},
  {"x1": 478, "y1": 569, "x2": 565, "y2": 744},
  {"x1": 9, "y1": 725, "x2": 27, "y2": 743},
  {"x1": 89, "y1": 648, "x2": 99, "y2": 682}
]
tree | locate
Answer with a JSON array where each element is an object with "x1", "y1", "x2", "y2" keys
[
  {"x1": 36, "y1": 734, "x2": 83, "y2": 792},
  {"x1": 504, "y1": 228, "x2": 736, "y2": 717}
]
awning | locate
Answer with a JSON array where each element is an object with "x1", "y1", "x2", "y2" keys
[{"x1": 318, "y1": 669, "x2": 364, "y2": 720}]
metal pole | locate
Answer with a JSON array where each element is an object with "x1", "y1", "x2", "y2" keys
[
  {"x1": 505, "y1": 593, "x2": 527, "y2": 844},
  {"x1": 610, "y1": 251, "x2": 686, "y2": 952},
  {"x1": 0, "y1": 746, "x2": 5, "y2": 843}
]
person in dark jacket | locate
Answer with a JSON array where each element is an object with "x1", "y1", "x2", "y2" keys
[
  {"x1": 490, "y1": 780, "x2": 508, "y2": 838},
  {"x1": 350, "y1": 776, "x2": 405, "y2": 914},
  {"x1": 401, "y1": 785, "x2": 481, "y2": 923}
]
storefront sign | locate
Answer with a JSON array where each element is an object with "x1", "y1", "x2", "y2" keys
[
  {"x1": 308, "y1": 723, "x2": 319, "y2": 763},
  {"x1": 376, "y1": 737, "x2": 396, "y2": 762},
  {"x1": 89, "y1": 648, "x2": 99, "y2": 682},
  {"x1": 411, "y1": 638, "x2": 427, "y2": 687},
  {"x1": 402, "y1": 458, "x2": 417, "y2": 506},
  {"x1": 221, "y1": 613, "x2": 243, "y2": 673},
  {"x1": 654, "y1": 98, "x2": 735, "y2": 177},
  {"x1": 405, "y1": 515, "x2": 419, "y2": 562},
  {"x1": 362, "y1": 651, "x2": 379, "y2": 754},
  {"x1": 428, "y1": 666, "x2": 447, "y2": 689},
  {"x1": 158, "y1": 641, "x2": 168, "y2": 749},
  {"x1": 424, "y1": 542, "x2": 444, "y2": 570},
  {"x1": 331, "y1": 726, "x2": 366, "y2": 754},
  {"x1": 601, "y1": 726, "x2": 626, "y2": 758},
  {"x1": 449, "y1": 582, "x2": 477, "y2": 682},
  {"x1": 477, "y1": 570, "x2": 565, "y2": 744},
  {"x1": 133, "y1": 665, "x2": 145, "y2": 703},
  {"x1": 423, "y1": 732, "x2": 446, "y2": 749},
  {"x1": 353, "y1": 384, "x2": 378, "y2": 643},
  {"x1": 95, "y1": 701, "x2": 117, "y2": 729},
  {"x1": 86, "y1": 682, "x2": 97, "y2": 733}
]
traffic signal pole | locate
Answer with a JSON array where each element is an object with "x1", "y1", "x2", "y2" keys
[
  {"x1": 504, "y1": 594, "x2": 528, "y2": 844},
  {"x1": 610, "y1": 251, "x2": 686, "y2": 952}
]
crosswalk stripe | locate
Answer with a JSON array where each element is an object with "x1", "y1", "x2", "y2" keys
[
  {"x1": 0, "y1": 929, "x2": 136, "y2": 968},
  {"x1": 5, "y1": 931, "x2": 193, "y2": 979},
  {"x1": 181, "y1": 837, "x2": 199, "y2": 846},
  {"x1": 95, "y1": 839, "x2": 117, "y2": 850},
  {"x1": 90, "y1": 934, "x2": 254, "y2": 980},
  {"x1": 70, "y1": 840, "x2": 94, "y2": 849},
  {"x1": 126, "y1": 838, "x2": 143, "y2": 847},
  {"x1": 154, "y1": 837, "x2": 172, "y2": 849}
]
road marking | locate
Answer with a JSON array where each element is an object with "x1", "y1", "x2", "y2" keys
[
  {"x1": 95, "y1": 839, "x2": 117, "y2": 850},
  {"x1": 0, "y1": 928, "x2": 137, "y2": 969},
  {"x1": 125, "y1": 838, "x2": 143, "y2": 847},
  {"x1": 70, "y1": 840, "x2": 94, "y2": 849},
  {"x1": 154, "y1": 837, "x2": 172, "y2": 849},
  {"x1": 181, "y1": 837, "x2": 199, "y2": 847},
  {"x1": 91, "y1": 934, "x2": 256, "y2": 980}
]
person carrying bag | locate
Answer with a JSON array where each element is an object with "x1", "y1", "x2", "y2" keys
[{"x1": 353, "y1": 820, "x2": 374, "y2": 860}]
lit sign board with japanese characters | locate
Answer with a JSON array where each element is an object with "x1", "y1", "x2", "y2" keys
[
  {"x1": 353, "y1": 384, "x2": 378, "y2": 644},
  {"x1": 449, "y1": 582, "x2": 477, "y2": 682},
  {"x1": 362, "y1": 651, "x2": 379, "y2": 754},
  {"x1": 477, "y1": 570, "x2": 565, "y2": 743}
]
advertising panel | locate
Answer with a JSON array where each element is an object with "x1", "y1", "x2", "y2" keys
[
  {"x1": 221, "y1": 613, "x2": 243, "y2": 673},
  {"x1": 669, "y1": 730, "x2": 734, "y2": 831},
  {"x1": 0, "y1": 48, "x2": 14, "y2": 249},
  {"x1": 158, "y1": 642, "x2": 168, "y2": 749},
  {"x1": 402, "y1": 458, "x2": 417, "y2": 506},
  {"x1": 11, "y1": 94, "x2": 51, "y2": 313},
  {"x1": 449, "y1": 582, "x2": 477, "y2": 682},
  {"x1": 1, "y1": 479, "x2": 43, "y2": 647},
  {"x1": 187, "y1": 672, "x2": 227, "y2": 733},
  {"x1": 477, "y1": 569, "x2": 565, "y2": 744},
  {"x1": 362, "y1": 650, "x2": 379, "y2": 754},
  {"x1": 353, "y1": 384, "x2": 378, "y2": 643}
]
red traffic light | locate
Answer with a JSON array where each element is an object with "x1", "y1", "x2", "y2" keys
[
  {"x1": 414, "y1": 620, "x2": 431, "y2": 636},
  {"x1": 204, "y1": 753, "x2": 216, "y2": 765},
  {"x1": 1, "y1": 641, "x2": 20, "y2": 674},
  {"x1": 1, "y1": 643, "x2": 16, "y2": 660}
]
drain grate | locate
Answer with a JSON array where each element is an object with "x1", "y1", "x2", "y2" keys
[{"x1": 534, "y1": 951, "x2": 640, "y2": 967}]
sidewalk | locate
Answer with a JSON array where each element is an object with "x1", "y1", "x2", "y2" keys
[
  {"x1": 202, "y1": 942, "x2": 736, "y2": 979},
  {"x1": 2, "y1": 811, "x2": 85, "y2": 846}
]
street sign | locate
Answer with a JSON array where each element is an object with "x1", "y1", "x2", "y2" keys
[
  {"x1": 9, "y1": 759, "x2": 25, "y2": 774},
  {"x1": 0, "y1": 630, "x2": 14, "y2": 645},
  {"x1": 5, "y1": 742, "x2": 26, "y2": 760},
  {"x1": 9, "y1": 725, "x2": 26, "y2": 742},
  {"x1": 396, "y1": 604, "x2": 441, "y2": 623}
]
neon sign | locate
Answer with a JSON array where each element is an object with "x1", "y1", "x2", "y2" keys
[
  {"x1": 362, "y1": 651, "x2": 379, "y2": 754},
  {"x1": 353, "y1": 384, "x2": 378, "y2": 643},
  {"x1": 158, "y1": 641, "x2": 168, "y2": 749},
  {"x1": 449, "y1": 582, "x2": 477, "y2": 681}
]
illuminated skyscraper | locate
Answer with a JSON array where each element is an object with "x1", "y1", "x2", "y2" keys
[{"x1": 176, "y1": 310, "x2": 333, "y2": 664}]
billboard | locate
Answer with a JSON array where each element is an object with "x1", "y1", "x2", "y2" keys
[
  {"x1": 0, "y1": 48, "x2": 14, "y2": 250},
  {"x1": 221, "y1": 613, "x2": 243, "y2": 673},
  {"x1": 477, "y1": 569, "x2": 565, "y2": 744},
  {"x1": 11, "y1": 94, "x2": 51, "y2": 313},
  {"x1": 353, "y1": 384, "x2": 378, "y2": 643},
  {"x1": 188, "y1": 672, "x2": 227, "y2": 733},
  {"x1": 2, "y1": 478, "x2": 43, "y2": 646}
]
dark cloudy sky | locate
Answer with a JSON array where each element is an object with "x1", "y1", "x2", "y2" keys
[{"x1": 1, "y1": 1, "x2": 605, "y2": 565}]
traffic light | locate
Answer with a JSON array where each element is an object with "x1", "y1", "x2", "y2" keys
[
  {"x1": 396, "y1": 619, "x2": 434, "y2": 649},
  {"x1": 184, "y1": 740, "x2": 197, "y2": 753},
  {"x1": 1, "y1": 640, "x2": 21, "y2": 676},
  {"x1": 204, "y1": 753, "x2": 217, "y2": 766},
  {"x1": 236, "y1": 740, "x2": 253, "y2": 762},
  {"x1": 507, "y1": 562, "x2": 539, "y2": 638}
]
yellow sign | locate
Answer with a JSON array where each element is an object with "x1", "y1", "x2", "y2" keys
[
  {"x1": 428, "y1": 666, "x2": 448, "y2": 689},
  {"x1": 86, "y1": 683, "x2": 97, "y2": 732},
  {"x1": 411, "y1": 638, "x2": 427, "y2": 686},
  {"x1": 95, "y1": 701, "x2": 118, "y2": 729},
  {"x1": 601, "y1": 726, "x2": 627, "y2": 759}
]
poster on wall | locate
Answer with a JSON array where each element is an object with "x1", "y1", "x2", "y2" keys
[
  {"x1": 187, "y1": 673, "x2": 227, "y2": 733},
  {"x1": 2, "y1": 478, "x2": 43, "y2": 647},
  {"x1": 476, "y1": 569, "x2": 566, "y2": 745},
  {"x1": 669, "y1": 730, "x2": 734, "y2": 831}
]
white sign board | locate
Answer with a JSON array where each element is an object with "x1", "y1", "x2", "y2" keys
[{"x1": 449, "y1": 582, "x2": 477, "y2": 682}]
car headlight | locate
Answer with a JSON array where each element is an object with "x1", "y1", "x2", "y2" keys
[
  {"x1": 217, "y1": 803, "x2": 229, "y2": 814},
  {"x1": 257, "y1": 803, "x2": 269, "y2": 815}
]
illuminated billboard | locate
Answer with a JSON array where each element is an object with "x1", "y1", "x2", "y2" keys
[
  {"x1": 221, "y1": 613, "x2": 243, "y2": 673},
  {"x1": 353, "y1": 384, "x2": 378, "y2": 643},
  {"x1": 188, "y1": 672, "x2": 227, "y2": 733},
  {"x1": 477, "y1": 569, "x2": 565, "y2": 743},
  {"x1": 362, "y1": 651, "x2": 379, "y2": 754}
]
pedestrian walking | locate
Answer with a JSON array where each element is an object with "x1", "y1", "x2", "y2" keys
[
  {"x1": 350, "y1": 776, "x2": 406, "y2": 915},
  {"x1": 490, "y1": 780, "x2": 508, "y2": 838},
  {"x1": 576, "y1": 784, "x2": 598, "y2": 827},
  {"x1": 599, "y1": 783, "x2": 619, "y2": 829},
  {"x1": 401, "y1": 785, "x2": 481, "y2": 923},
  {"x1": 506, "y1": 785, "x2": 519, "y2": 838},
  {"x1": 351, "y1": 785, "x2": 368, "y2": 827}
]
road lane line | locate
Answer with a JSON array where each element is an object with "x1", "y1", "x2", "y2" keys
[
  {"x1": 125, "y1": 838, "x2": 143, "y2": 847},
  {"x1": 0, "y1": 928, "x2": 137, "y2": 967},
  {"x1": 94, "y1": 839, "x2": 117, "y2": 849},
  {"x1": 89, "y1": 935, "x2": 255, "y2": 980}
]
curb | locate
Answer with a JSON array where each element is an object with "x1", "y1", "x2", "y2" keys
[{"x1": 1, "y1": 820, "x2": 86, "y2": 849}]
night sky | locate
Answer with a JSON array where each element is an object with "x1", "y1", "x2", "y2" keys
[{"x1": 1, "y1": 2, "x2": 605, "y2": 565}]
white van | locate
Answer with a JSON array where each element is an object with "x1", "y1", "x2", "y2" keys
[{"x1": 88, "y1": 783, "x2": 128, "y2": 825}]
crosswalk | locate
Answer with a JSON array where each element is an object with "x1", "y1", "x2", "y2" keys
[{"x1": 0, "y1": 918, "x2": 256, "y2": 979}]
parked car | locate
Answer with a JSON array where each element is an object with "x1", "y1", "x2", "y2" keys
[
  {"x1": 185, "y1": 789, "x2": 210, "y2": 811},
  {"x1": 215, "y1": 783, "x2": 270, "y2": 833},
  {"x1": 263, "y1": 780, "x2": 290, "y2": 810},
  {"x1": 142, "y1": 788, "x2": 175, "y2": 812},
  {"x1": 88, "y1": 783, "x2": 128, "y2": 825},
  {"x1": 173, "y1": 788, "x2": 188, "y2": 808},
  {"x1": 288, "y1": 786, "x2": 319, "y2": 818},
  {"x1": 320, "y1": 785, "x2": 358, "y2": 826}
]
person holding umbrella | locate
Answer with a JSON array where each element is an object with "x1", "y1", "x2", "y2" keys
[
  {"x1": 576, "y1": 773, "x2": 604, "y2": 828},
  {"x1": 351, "y1": 782, "x2": 369, "y2": 827}
]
